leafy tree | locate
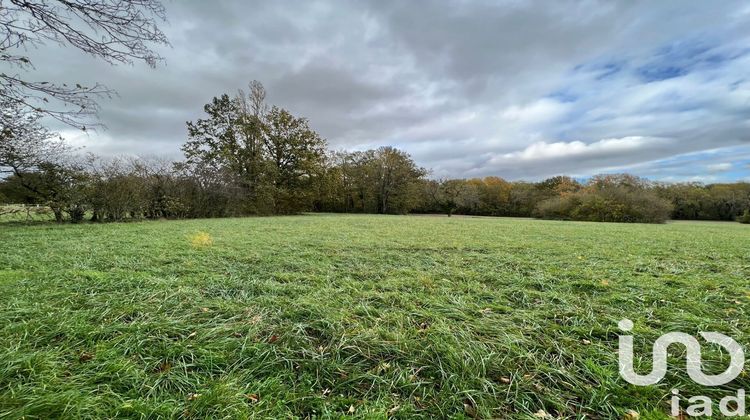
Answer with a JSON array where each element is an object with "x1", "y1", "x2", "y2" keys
[
  {"x1": 506, "y1": 182, "x2": 540, "y2": 217},
  {"x1": 537, "y1": 175, "x2": 581, "y2": 196},
  {"x1": 370, "y1": 147, "x2": 426, "y2": 214},
  {"x1": 183, "y1": 91, "x2": 272, "y2": 213},
  {"x1": 706, "y1": 184, "x2": 750, "y2": 221},
  {"x1": 474, "y1": 177, "x2": 512, "y2": 215},
  {"x1": 426, "y1": 179, "x2": 480, "y2": 216},
  {"x1": 315, "y1": 148, "x2": 426, "y2": 214},
  {"x1": 264, "y1": 106, "x2": 327, "y2": 214},
  {"x1": 654, "y1": 182, "x2": 711, "y2": 220},
  {"x1": 83, "y1": 156, "x2": 148, "y2": 221},
  {"x1": 183, "y1": 82, "x2": 327, "y2": 215},
  {"x1": 535, "y1": 174, "x2": 673, "y2": 223},
  {"x1": 345, "y1": 150, "x2": 378, "y2": 212},
  {"x1": 655, "y1": 182, "x2": 750, "y2": 221}
]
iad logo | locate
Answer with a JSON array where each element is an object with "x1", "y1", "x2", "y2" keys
[
  {"x1": 617, "y1": 319, "x2": 746, "y2": 417},
  {"x1": 618, "y1": 319, "x2": 744, "y2": 386}
]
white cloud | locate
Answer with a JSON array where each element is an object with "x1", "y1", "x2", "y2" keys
[
  {"x1": 497, "y1": 136, "x2": 665, "y2": 162},
  {"x1": 707, "y1": 162, "x2": 733, "y2": 172},
  {"x1": 500, "y1": 98, "x2": 569, "y2": 125}
]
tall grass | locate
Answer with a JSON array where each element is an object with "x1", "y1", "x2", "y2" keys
[{"x1": 0, "y1": 215, "x2": 748, "y2": 418}]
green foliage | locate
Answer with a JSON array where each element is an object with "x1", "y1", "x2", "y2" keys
[
  {"x1": 423, "y1": 178, "x2": 480, "y2": 216},
  {"x1": 316, "y1": 147, "x2": 427, "y2": 214},
  {"x1": 0, "y1": 215, "x2": 749, "y2": 418},
  {"x1": 535, "y1": 175, "x2": 673, "y2": 223},
  {"x1": 264, "y1": 106, "x2": 328, "y2": 214},
  {"x1": 66, "y1": 204, "x2": 85, "y2": 223},
  {"x1": 739, "y1": 209, "x2": 750, "y2": 224},
  {"x1": 655, "y1": 182, "x2": 750, "y2": 221},
  {"x1": 414, "y1": 176, "x2": 582, "y2": 218},
  {"x1": 182, "y1": 83, "x2": 328, "y2": 215},
  {"x1": 1, "y1": 163, "x2": 88, "y2": 223}
]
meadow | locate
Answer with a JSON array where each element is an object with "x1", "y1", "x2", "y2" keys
[{"x1": 0, "y1": 214, "x2": 748, "y2": 419}]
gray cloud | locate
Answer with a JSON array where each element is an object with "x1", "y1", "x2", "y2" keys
[{"x1": 7, "y1": 0, "x2": 750, "y2": 181}]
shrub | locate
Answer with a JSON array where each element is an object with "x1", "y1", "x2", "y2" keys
[
  {"x1": 535, "y1": 187, "x2": 673, "y2": 224},
  {"x1": 739, "y1": 209, "x2": 750, "y2": 224},
  {"x1": 532, "y1": 196, "x2": 577, "y2": 220},
  {"x1": 67, "y1": 205, "x2": 86, "y2": 223}
]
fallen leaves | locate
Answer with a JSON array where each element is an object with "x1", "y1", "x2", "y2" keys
[
  {"x1": 463, "y1": 398, "x2": 479, "y2": 418},
  {"x1": 533, "y1": 409, "x2": 551, "y2": 419},
  {"x1": 189, "y1": 231, "x2": 213, "y2": 248},
  {"x1": 623, "y1": 409, "x2": 640, "y2": 420},
  {"x1": 375, "y1": 362, "x2": 391, "y2": 374},
  {"x1": 156, "y1": 361, "x2": 171, "y2": 373}
]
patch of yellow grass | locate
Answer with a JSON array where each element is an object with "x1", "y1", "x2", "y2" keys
[{"x1": 189, "y1": 231, "x2": 213, "y2": 248}]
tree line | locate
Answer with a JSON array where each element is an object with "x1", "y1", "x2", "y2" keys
[
  {"x1": 2, "y1": 83, "x2": 749, "y2": 224},
  {"x1": 416, "y1": 175, "x2": 750, "y2": 224}
]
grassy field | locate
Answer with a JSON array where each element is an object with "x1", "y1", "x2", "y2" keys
[
  {"x1": 0, "y1": 214, "x2": 748, "y2": 418},
  {"x1": 0, "y1": 205, "x2": 55, "y2": 223}
]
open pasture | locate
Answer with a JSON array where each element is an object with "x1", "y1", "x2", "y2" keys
[{"x1": 0, "y1": 215, "x2": 748, "y2": 418}]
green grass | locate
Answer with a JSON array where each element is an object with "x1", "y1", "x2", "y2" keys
[
  {"x1": 0, "y1": 205, "x2": 55, "y2": 223},
  {"x1": 0, "y1": 214, "x2": 749, "y2": 418}
]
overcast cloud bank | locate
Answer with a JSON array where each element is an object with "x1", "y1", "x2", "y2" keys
[{"x1": 14, "y1": 0, "x2": 750, "y2": 182}]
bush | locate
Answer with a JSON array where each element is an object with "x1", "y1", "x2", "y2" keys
[
  {"x1": 535, "y1": 188, "x2": 673, "y2": 224},
  {"x1": 739, "y1": 209, "x2": 750, "y2": 224},
  {"x1": 533, "y1": 196, "x2": 577, "y2": 220},
  {"x1": 66, "y1": 205, "x2": 86, "y2": 223}
]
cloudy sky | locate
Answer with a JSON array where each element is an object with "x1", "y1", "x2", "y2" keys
[{"x1": 19, "y1": 0, "x2": 750, "y2": 181}]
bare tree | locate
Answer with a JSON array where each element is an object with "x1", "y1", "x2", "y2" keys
[
  {"x1": 0, "y1": 98, "x2": 68, "y2": 175},
  {"x1": 0, "y1": 0, "x2": 169, "y2": 129}
]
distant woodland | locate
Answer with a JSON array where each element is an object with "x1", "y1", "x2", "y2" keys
[{"x1": 2, "y1": 82, "x2": 749, "y2": 225}]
